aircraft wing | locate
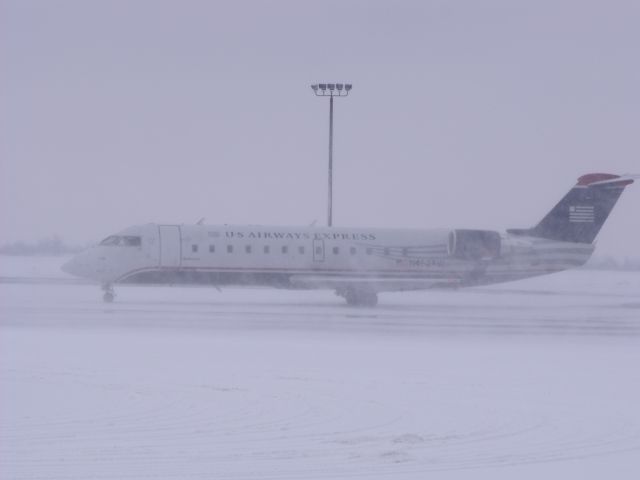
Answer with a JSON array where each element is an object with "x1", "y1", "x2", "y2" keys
[{"x1": 289, "y1": 275, "x2": 460, "y2": 292}]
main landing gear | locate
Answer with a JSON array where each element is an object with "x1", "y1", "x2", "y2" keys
[
  {"x1": 336, "y1": 287, "x2": 378, "y2": 307},
  {"x1": 102, "y1": 284, "x2": 115, "y2": 303}
]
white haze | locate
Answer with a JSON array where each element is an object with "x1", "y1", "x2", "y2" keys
[
  {"x1": 2, "y1": 3, "x2": 640, "y2": 478},
  {"x1": 1, "y1": 0, "x2": 638, "y2": 254}
]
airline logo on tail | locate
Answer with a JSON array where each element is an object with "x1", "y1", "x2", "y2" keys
[{"x1": 569, "y1": 205, "x2": 595, "y2": 223}]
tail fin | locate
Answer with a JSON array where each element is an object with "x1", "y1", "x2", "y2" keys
[{"x1": 508, "y1": 173, "x2": 636, "y2": 244}]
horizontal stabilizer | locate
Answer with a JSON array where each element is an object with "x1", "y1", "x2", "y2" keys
[{"x1": 584, "y1": 174, "x2": 639, "y2": 187}]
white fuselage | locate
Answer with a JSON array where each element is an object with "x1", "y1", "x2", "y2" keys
[{"x1": 63, "y1": 223, "x2": 594, "y2": 293}]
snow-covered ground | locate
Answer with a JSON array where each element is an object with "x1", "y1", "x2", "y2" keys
[{"x1": 1, "y1": 256, "x2": 639, "y2": 479}]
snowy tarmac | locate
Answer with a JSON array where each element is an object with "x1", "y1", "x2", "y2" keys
[{"x1": 1, "y1": 257, "x2": 640, "y2": 479}]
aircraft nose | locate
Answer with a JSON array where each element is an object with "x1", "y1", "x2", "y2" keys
[{"x1": 61, "y1": 253, "x2": 92, "y2": 279}]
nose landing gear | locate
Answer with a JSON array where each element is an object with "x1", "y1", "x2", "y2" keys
[{"x1": 102, "y1": 284, "x2": 115, "y2": 303}]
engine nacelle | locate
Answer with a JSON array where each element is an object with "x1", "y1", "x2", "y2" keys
[{"x1": 448, "y1": 229, "x2": 501, "y2": 260}]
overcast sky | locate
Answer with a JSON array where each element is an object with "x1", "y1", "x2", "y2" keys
[{"x1": 1, "y1": 0, "x2": 638, "y2": 257}]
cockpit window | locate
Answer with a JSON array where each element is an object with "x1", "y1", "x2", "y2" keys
[
  {"x1": 99, "y1": 235, "x2": 141, "y2": 246},
  {"x1": 100, "y1": 235, "x2": 121, "y2": 246},
  {"x1": 122, "y1": 236, "x2": 142, "y2": 246}
]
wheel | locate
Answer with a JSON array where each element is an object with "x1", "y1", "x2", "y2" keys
[
  {"x1": 342, "y1": 288, "x2": 378, "y2": 307},
  {"x1": 360, "y1": 291, "x2": 378, "y2": 307},
  {"x1": 103, "y1": 291, "x2": 115, "y2": 303}
]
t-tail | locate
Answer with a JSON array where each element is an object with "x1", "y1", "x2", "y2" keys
[{"x1": 508, "y1": 173, "x2": 636, "y2": 244}]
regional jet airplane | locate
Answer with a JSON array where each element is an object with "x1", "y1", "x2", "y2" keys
[{"x1": 63, "y1": 173, "x2": 635, "y2": 306}]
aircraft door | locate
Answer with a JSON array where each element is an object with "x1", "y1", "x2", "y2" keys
[
  {"x1": 313, "y1": 239, "x2": 325, "y2": 262},
  {"x1": 159, "y1": 225, "x2": 181, "y2": 267}
]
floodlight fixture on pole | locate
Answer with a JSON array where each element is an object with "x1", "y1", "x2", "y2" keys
[{"x1": 310, "y1": 82, "x2": 353, "y2": 227}]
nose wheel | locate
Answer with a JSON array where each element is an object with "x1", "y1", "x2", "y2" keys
[{"x1": 102, "y1": 284, "x2": 115, "y2": 303}]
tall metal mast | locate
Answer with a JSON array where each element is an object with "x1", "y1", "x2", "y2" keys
[{"x1": 311, "y1": 83, "x2": 352, "y2": 227}]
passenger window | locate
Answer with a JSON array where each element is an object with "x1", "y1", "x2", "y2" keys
[
  {"x1": 333, "y1": 246, "x2": 339, "y2": 255},
  {"x1": 350, "y1": 247, "x2": 356, "y2": 255},
  {"x1": 264, "y1": 245, "x2": 270, "y2": 254},
  {"x1": 209, "y1": 245, "x2": 215, "y2": 253},
  {"x1": 298, "y1": 246, "x2": 305, "y2": 254},
  {"x1": 282, "y1": 246, "x2": 288, "y2": 254},
  {"x1": 245, "y1": 245, "x2": 252, "y2": 254},
  {"x1": 192, "y1": 244, "x2": 198, "y2": 253},
  {"x1": 227, "y1": 245, "x2": 233, "y2": 253}
]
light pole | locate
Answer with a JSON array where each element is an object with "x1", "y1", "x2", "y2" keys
[{"x1": 311, "y1": 83, "x2": 352, "y2": 227}]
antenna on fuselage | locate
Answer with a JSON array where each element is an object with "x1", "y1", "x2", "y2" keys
[{"x1": 196, "y1": 217, "x2": 205, "y2": 225}]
